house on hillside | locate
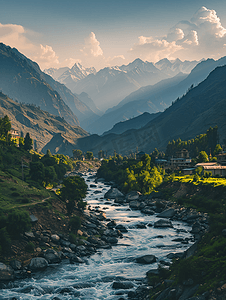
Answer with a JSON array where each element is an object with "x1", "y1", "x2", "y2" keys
[
  {"x1": 169, "y1": 149, "x2": 192, "y2": 170},
  {"x1": 10, "y1": 128, "x2": 19, "y2": 139},
  {"x1": 136, "y1": 151, "x2": 146, "y2": 160},
  {"x1": 202, "y1": 165, "x2": 226, "y2": 176},
  {"x1": 217, "y1": 152, "x2": 226, "y2": 166}
]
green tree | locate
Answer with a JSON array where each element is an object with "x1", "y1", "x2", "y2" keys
[
  {"x1": 60, "y1": 176, "x2": 88, "y2": 214},
  {"x1": 213, "y1": 144, "x2": 222, "y2": 156},
  {"x1": 197, "y1": 151, "x2": 209, "y2": 163},
  {"x1": 29, "y1": 161, "x2": 45, "y2": 181},
  {"x1": 24, "y1": 133, "x2": 33, "y2": 151},
  {"x1": 85, "y1": 151, "x2": 93, "y2": 160},
  {"x1": 0, "y1": 115, "x2": 11, "y2": 142},
  {"x1": 7, "y1": 210, "x2": 31, "y2": 238},
  {"x1": 73, "y1": 149, "x2": 83, "y2": 160},
  {"x1": 44, "y1": 166, "x2": 57, "y2": 185}
]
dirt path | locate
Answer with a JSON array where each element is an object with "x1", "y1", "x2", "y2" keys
[{"x1": 12, "y1": 196, "x2": 51, "y2": 209}]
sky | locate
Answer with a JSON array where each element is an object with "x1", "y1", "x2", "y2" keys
[{"x1": 1, "y1": 0, "x2": 226, "y2": 70}]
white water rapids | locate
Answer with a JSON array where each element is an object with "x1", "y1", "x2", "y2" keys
[{"x1": 0, "y1": 172, "x2": 194, "y2": 300}]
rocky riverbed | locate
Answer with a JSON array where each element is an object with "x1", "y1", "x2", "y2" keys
[{"x1": 0, "y1": 172, "x2": 209, "y2": 299}]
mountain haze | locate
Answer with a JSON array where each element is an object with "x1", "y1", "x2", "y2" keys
[{"x1": 73, "y1": 64, "x2": 226, "y2": 156}]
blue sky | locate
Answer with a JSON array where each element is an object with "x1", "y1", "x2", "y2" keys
[{"x1": 1, "y1": 0, "x2": 226, "y2": 70}]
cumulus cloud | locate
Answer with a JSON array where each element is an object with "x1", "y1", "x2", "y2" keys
[
  {"x1": 129, "y1": 36, "x2": 182, "y2": 62},
  {"x1": 80, "y1": 32, "x2": 103, "y2": 57},
  {"x1": 0, "y1": 23, "x2": 35, "y2": 51},
  {"x1": 32, "y1": 44, "x2": 59, "y2": 68},
  {"x1": 130, "y1": 6, "x2": 226, "y2": 62}
]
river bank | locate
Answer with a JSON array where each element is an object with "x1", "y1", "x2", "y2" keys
[{"x1": 0, "y1": 170, "x2": 200, "y2": 299}]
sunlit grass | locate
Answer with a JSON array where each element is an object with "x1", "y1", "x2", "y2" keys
[{"x1": 173, "y1": 175, "x2": 226, "y2": 187}]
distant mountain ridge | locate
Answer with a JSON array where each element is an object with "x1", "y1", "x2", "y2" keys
[
  {"x1": 0, "y1": 92, "x2": 88, "y2": 152},
  {"x1": 0, "y1": 43, "x2": 79, "y2": 126},
  {"x1": 45, "y1": 58, "x2": 198, "y2": 112},
  {"x1": 72, "y1": 64, "x2": 226, "y2": 156},
  {"x1": 11, "y1": 46, "x2": 100, "y2": 126},
  {"x1": 86, "y1": 55, "x2": 226, "y2": 135}
]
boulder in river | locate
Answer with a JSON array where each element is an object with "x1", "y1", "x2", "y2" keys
[
  {"x1": 136, "y1": 255, "x2": 156, "y2": 264},
  {"x1": 157, "y1": 208, "x2": 176, "y2": 218},
  {"x1": 112, "y1": 281, "x2": 134, "y2": 289},
  {"x1": 154, "y1": 219, "x2": 173, "y2": 228},
  {"x1": 43, "y1": 249, "x2": 61, "y2": 264},
  {"x1": 0, "y1": 262, "x2": 14, "y2": 280},
  {"x1": 129, "y1": 200, "x2": 140, "y2": 210},
  {"x1": 104, "y1": 188, "x2": 124, "y2": 199},
  {"x1": 125, "y1": 191, "x2": 141, "y2": 202},
  {"x1": 28, "y1": 257, "x2": 48, "y2": 271},
  {"x1": 115, "y1": 224, "x2": 128, "y2": 233}
]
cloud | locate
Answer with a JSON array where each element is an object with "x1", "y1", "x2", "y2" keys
[
  {"x1": 32, "y1": 44, "x2": 59, "y2": 68},
  {"x1": 0, "y1": 23, "x2": 35, "y2": 51},
  {"x1": 129, "y1": 6, "x2": 226, "y2": 62},
  {"x1": 129, "y1": 36, "x2": 182, "y2": 62},
  {"x1": 80, "y1": 32, "x2": 103, "y2": 57}
]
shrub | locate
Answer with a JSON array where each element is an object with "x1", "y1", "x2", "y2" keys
[
  {"x1": 0, "y1": 227, "x2": 11, "y2": 254},
  {"x1": 69, "y1": 216, "x2": 81, "y2": 233},
  {"x1": 7, "y1": 210, "x2": 31, "y2": 238}
]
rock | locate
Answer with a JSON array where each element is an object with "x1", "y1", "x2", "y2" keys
[
  {"x1": 183, "y1": 278, "x2": 194, "y2": 286},
  {"x1": 43, "y1": 249, "x2": 61, "y2": 264},
  {"x1": 28, "y1": 257, "x2": 48, "y2": 271},
  {"x1": 69, "y1": 255, "x2": 85, "y2": 264},
  {"x1": 9, "y1": 260, "x2": 22, "y2": 271},
  {"x1": 129, "y1": 200, "x2": 140, "y2": 210},
  {"x1": 107, "y1": 220, "x2": 117, "y2": 228},
  {"x1": 135, "y1": 223, "x2": 147, "y2": 229},
  {"x1": 141, "y1": 207, "x2": 155, "y2": 215},
  {"x1": 51, "y1": 234, "x2": 60, "y2": 243},
  {"x1": 136, "y1": 255, "x2": 156, "y2": 264},
  {"x1": 146, "y1": 269, "x2": 159, "y2": 276},
  {"x1": 101, "y1": 236, "x2": 118, "y2": 244},
  {"x1": 60, "y1": 240, "x2": 71, "y2": 247},
  {"x1": 125, "y1": 191, "x2": 142, "y2": 202},
  {"x1": 115, "y1": 224, "x2": 128, "y2": 233},
  {"x1": 112, "y1": 281, "x2": 134, "y2": 289},
  {"x1": 167, "y1": 252, "x2": 185, "y2": 259},
  {"x1": 90, "y1": 184, "x2": 97, "y2": 187},
  {"x1": 154, "y1": 219, "x2": 173, "y2": 228},
  {"x1": 104, "y1": 188, "x2": 124, "y2": 199},
  {"x1": 178, "y1": 284, "x2": 199, "y2": 300},
  {"x1": 0, "y1": 262, "x2": 14, "y2": 280},
  {"x1": 24, "y1": 231, "x2": 35, "y2": 240},
  {"x1": 157, "y1": 208, "x2": 176, "y2": 218},
  {"x1": 29, "y1": 214, "x2": 38, "y2": 223},
  {"x1": 191, "y1": 222, "x2": 205, "y2": 234}
]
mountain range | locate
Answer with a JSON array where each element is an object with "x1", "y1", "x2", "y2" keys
[
  {"x1": 69, "y1": 64, "x2": 226, "y2": 156},
  {"x1": 0, "y1": 43, "x2": 100, "y2": 129},
  {"x1": 45, "y1": 58, "x2": 198, "y2": 112},
  {"x1": 86, "y1": 56, "x2": 226, "y2": 135}
]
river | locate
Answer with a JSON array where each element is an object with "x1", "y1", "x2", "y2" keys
[{"x1": 1, "y1": 172, "x2": 194, "y2": 300}]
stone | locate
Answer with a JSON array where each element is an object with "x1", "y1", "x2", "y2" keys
[
  {"x1": 157, "y1": 208, "x2": 176, "y2": 219},
  {"x1": 141, "y1": 207, "x2": 155, "y2": 215},
  {"x1": 125, "y1": 191, "x2": 142, "y2": 202},
  {"x1": 101, "y1": 236, "x2": 118, "y2": 244},
  {"x1": 115, "y1": 224, "x2": 128, "y2": 233},
  {"x1": 9, "y1": 260, "x2": 22, "y2": 271},
  {"x1": 0, "y1": 262, "x2": 14, "y2": 280},
  {"x1": 112, "y1": 281, "x2": 134, "y2": 289},
  {"x1": 104, "y1": 188, "x2": 124, "y2": 199},
  {"x1": 107, "y1": 220, "x2": 117, "y2": 228},
  {"x1": 154, "y1": 219, "x2": 173, "y2": 228},
  {"x1": 43, "y1": 249, "x2": 61, "y2": 264},
  {"x1": 129, "y1": 200, "x2": 140, "y2": 210},
  {"x1": 136, "y1": 255, "x2": 156, "y2": 264},
  {"x1": 51, "y1": 234, "x2": 60, "y2": 243},
  {"x1": 167, "y1": 252, "x2": 185, "y2": 259},
  {"x1": 24, "y1": 232, "x2": 35, "y2": 240},
  {"x1": 28, "y1": 257, "x2": 48, "y2": 271},
  {"x1": 69, "y1": 255, "x2": 85, "y2": 264},
  {"x1": 29, "y1": 214, "x2": 38, "y2": 223}
]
